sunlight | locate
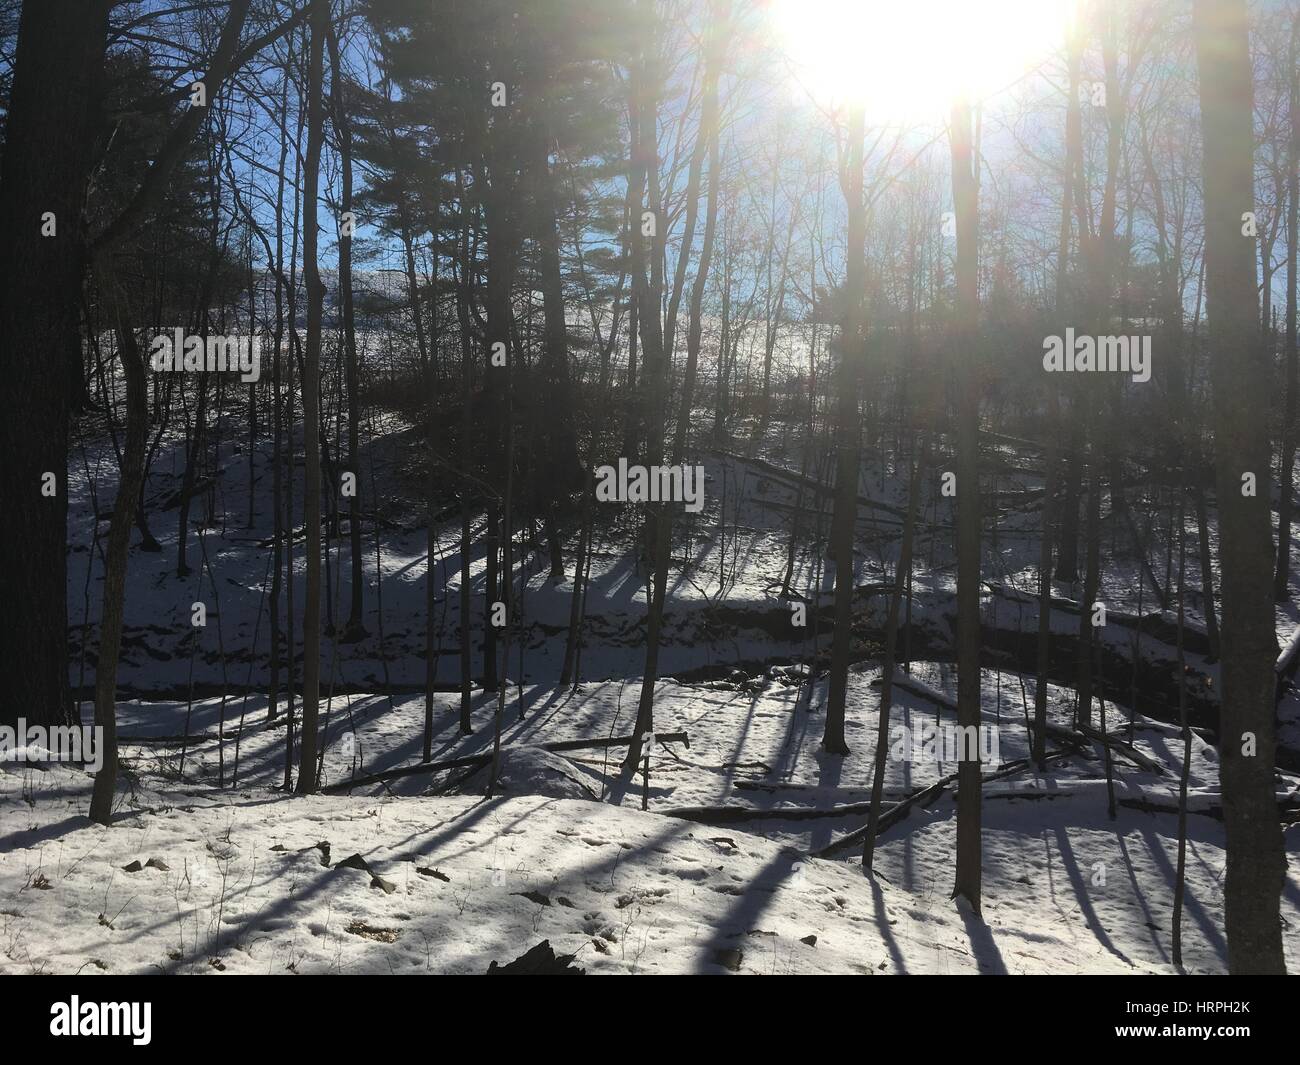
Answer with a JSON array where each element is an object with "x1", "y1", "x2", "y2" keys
[{"x1": 771, "y1": 0, "x2": 1073, "y2": 122}]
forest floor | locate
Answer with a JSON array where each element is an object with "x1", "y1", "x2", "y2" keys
[
  {"x1": 4, "y1": 404, "x2": 1297, "y2": 973},
  {"x1": 4, "y1": 666, "x2": 1299, "y2": 973}
]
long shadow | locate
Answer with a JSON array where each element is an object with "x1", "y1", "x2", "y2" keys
[
  {"x1": 1133, "y1": 821, "x2": 1227, "y2": 963},
  {"x1": 692, "y1": 848, "x2": 804, "y2": 973},
  {"x1": 388, "y1": 795, "x2": 549, "y2": 867},
  {"x1": 957, "y1": 904, "x2": 1008, "y2": 974},
  {"x1": 0, "y1": 813, "x2": 104, "y2": 852},
  {"x1": 156, "y1": 859, "x2": 343, "y2": 974},
  {"x1": 717, "y1": 689, "x2": 767, "y2": 796},
  {"x1": 1116, "y1": 831, "x2": 1169, "y2": 963},
  {"x1": 868, "y1": 878, "x2": 907, "y2": 973},
  {"x1": 118, "y1": 795, "x2": 510, "y2": 951},
  {"x1": 807, "y1": 749, "x2": 845, "y2": 855},
  {"x1": 141, "y1": 795, "x2": 516, "y2": 969},
  {"x1": 772, "y1": 673, "x2": 818, "y2": 782},
  {"x1": 1050, "y1": 824, "x2": 1134, "y2": 968},
  {"x1": 437, "y1": 815, "x2": 700, "y2": 974},
  {"x1": 519, "y1": 684, "x2": 586, "y2": 732},
  {"x1": 602, "y1": 754, "x2": 646, "y2": 806},
  {"x1": 374, "y1": 790, "x2": 514, "y2": 868}
]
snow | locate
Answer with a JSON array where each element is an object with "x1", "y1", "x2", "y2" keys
[
  {"x1": 450, "y1": 746, "x2": 599, "y2": 801},
  {"x1": 0, "y1": 766, "x2": 1261, "y2": 975},
  {"x1": 3, "y1": 661, "x2": 1298, "y2": 974},
  {"x1": 28, "y1": 401, "x2": 1298, "y2": 974}
]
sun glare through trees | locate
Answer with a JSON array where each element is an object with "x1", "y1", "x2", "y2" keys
[{"x1": 0, "y1": 0, "x2": 1297, "y2": 1016}]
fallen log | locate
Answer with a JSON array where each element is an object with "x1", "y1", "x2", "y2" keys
[
  {"x1": 883, "y1": 667, "x2": 1188, "y2": 777},
  {"x1": 886, "y1": 675, "x2": 958, "y2": 713},
  {"x1": 987, "y1": 582, "x2": 1203, "y2": 654},
  {"x1": 887, "y1": 675, "x2": 1166, "y2": 775},
  {"x1": 715, "y1": 449, "x2": 909, "y2": 519},
  {"x1": 1111, "y1": 796, "x2": 1300, "y2": 822},
  {"x1": 810, "y1": 751, "x2": 1077, "y2": 858},
  {"x1": 667, "y1": 751, "x2": 1079, "y2": 840},
  {"x1": 663, "y1": 794, "x2": 910, "y2": 825},
  {"x1": 751, "y1": 494, "x2": 912, "y2": 534},
  {"x1": 1055, "y1": 721, "x2": 1169, "y2": 777}
]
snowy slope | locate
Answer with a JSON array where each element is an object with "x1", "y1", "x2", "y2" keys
[{"x1": 4, "y1": 664, "x2": 1298, "y2": 974}]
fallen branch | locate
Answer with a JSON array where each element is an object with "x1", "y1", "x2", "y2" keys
[
  {"x1": 716, "y1": 449, "x2": 909, "y2": 519},
  {"x1": 663, "y1": 794, "x2": 911, "y2": 825},
  {"x1": 1056, "y1": 721, "x2": 1169, "y2": 777},
  {"x1": 665, "y1": 751, "x2": 1077, "y2": 839},
  {"x1": 810, "y1": 751, "x2": 1076, "y2": 858}
]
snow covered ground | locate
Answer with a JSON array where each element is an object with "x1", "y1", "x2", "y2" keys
[
  {"x1": 3, "y1": 664, "x2": 1298, "y2": 974},
  {"x1": 23, "y1": 402, "x2": 1296, "y2": 974},
  {"x1": 63, "y1": 402, "x2": 1300, "y2": 762}
]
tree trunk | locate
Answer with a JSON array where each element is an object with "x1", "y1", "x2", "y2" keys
[
  {"x1": 627, "y1": 3, "x2": 728, "y2": 768},
  {"x1": 532, "y1": 110, "x2": 579, "y2": 570},
  {"x1": 1075, "y1": 462, "x2": 1101, "y2": 728},
  {"x1": 294, "y1": 0, "x2": 327, "y2": 795},
  {"x1": 623, "y1": 15, "x2": 670, "y2": 765},
  {"x1": 481, "y1": 145, "x2": 519, "y2": 695},
  {"x1": 327, "y1": 20, "x2": 366, "y2": 641},
  {"x1": 1172, "y1": 477, "x2": 1191, "y2": 968},
  {"x1": 88, "y1": 287, "x2": 147, "y2": 824},
  {"x1": 455, "y1": 188, "x2": 475, "y2": 734},
  {"x1": 822, "y1": 102, "x2": 866, "y2": 756},
  {"x1": 1192, "y1": 0, "x2": 1287, "y2": 973},
  {"x1": 1033, "y1": 425, "x2": 1058, "y2": 769},
  {"x1": 0, "y1": 0, "x2": 109, "y2": 730},
  {"x1": 950, "y1": 98, "x2": 982, "y2": 912}
]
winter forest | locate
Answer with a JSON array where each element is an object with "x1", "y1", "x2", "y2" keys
[{"x1": 1, "y1": 0, "x2": 1298, "y2": 984}]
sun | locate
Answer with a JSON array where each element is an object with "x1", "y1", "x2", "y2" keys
[{"x1": 771, "y1": 0, "x2": 1073, "y2": 122}]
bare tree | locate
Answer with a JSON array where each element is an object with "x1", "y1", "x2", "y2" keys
[
  {"x1": 950, "y1": 97, "x2": 982, "y2": 912},
  {"x1": 295, "y1": 0, "x2": 329, "y2": 795},
  {"x1": 822, "y1": 102, "x2": 866, "y2": 756},
  {"x1": 1192, "y1": 0, "x2": 1286, "y2": 974}
]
